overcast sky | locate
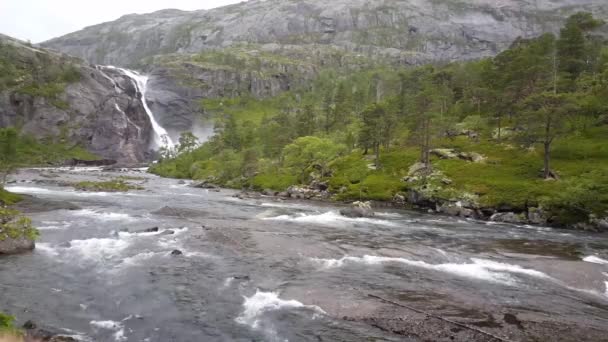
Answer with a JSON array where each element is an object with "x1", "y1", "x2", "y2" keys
[{"x1": 0, "y1": 0, "x2": 245, "y2": 43}]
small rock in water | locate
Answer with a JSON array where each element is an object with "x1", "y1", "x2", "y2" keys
[
  {"x1": 171, "y1": 250, "x2": 183, "y2": 256},
  {"x1": 339, "y1": 201, "x2": 375, "y2": 218},
  {"x1": 178, "y1": 180, "x2": 186, "y2": 185},
  {"x1": 59, "y1": 242, "x2": 71, "y2": 248},
  {"x1": 23, "y1": 320, "x2": 37, "y2": 330},
  {"x1": 159, "y1": 229, "x2": 175, "y2": 235},
  {"x1": 233, "y1": 275, "x2": 250, "y2": 280},
  {"x1": 142, "y1": 227, "x2": 159, "y2": 233}
]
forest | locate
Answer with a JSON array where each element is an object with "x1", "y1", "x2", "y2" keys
[{"x1": 150, "y1": 13, "x2": 607, "y2": 227}]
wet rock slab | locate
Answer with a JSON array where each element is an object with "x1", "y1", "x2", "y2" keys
[{"x1": 11, "y1": 195, "x2": 81, "y2": 214}]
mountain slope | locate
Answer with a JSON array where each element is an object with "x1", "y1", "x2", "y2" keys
[
  {"x1": 0, "y1": 34, "x2": 153, "y2": 163},
  {"x1": 43, "y1": 0, "x2": 608, "y2": 67}
]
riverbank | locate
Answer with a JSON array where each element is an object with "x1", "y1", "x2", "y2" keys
[
  {"x1": 161, "y1": 127, "x2": 608, "y2": 232},
  {"x1": 2, "y1": 167, "x2": 608, "y2": 341}
]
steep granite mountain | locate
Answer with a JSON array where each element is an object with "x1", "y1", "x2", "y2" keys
[
  {"x1": 0, "y1": 34, "x2": 154, "y2": 163},
  {"x1": 43, "y1": 0, "x2": 608, "y2": 67},
  {"x1": 40, "y1": 0, "x2": 608, "y2": 134}
]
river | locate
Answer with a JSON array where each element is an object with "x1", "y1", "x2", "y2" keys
[{"x1": 1, "y1": 168, "x2": 608, "y2": 341}]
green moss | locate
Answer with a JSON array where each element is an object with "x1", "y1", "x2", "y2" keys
[
  {"x1": 0, "y1": 208, "x2": 39, "y2": 242},
  {"x1": 0, "y1": 188, "x2": 22, "y2": 205},
  {"x1": 73, "y1": 180, "x2": 143, "y2": 192},
  {"x1": 337, "y1": 173, "x2": 404, "y2": 201},
  {"x1": 0, "y1": 312, "x2": 20, "y2": 336},
  {"x1": 251, "y1": 173, "x2": 298, "y2": 191}
]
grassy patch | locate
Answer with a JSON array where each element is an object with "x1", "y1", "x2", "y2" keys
[
  {"x1": 0, "y1": 208, "x2": 39, "y2": 242},
  {"x1": 251, "y1": 173, "x2": 298, "y2": 191},
  {"x1": 14, "y1": 135, "x2": 98, "y2": 166},
  {"x1": 0, "y1": 312, "x2": 20, "y2": 336},
  {"x1": 0, "y1": 188, "x2": 22, "y2": 205},
  {"x1": 73, "y1": 180, "x2": 143, "y2": 192}
]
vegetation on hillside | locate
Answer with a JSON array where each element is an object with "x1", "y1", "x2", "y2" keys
[
  {"x1": 0, "y1": 126, "x2": 97, "y2": 204},
  {"x1": 150, "y1": 13, "x2": 607, "y2": 227},
  {"x1": 0, "y1": 40, "x2": 81, "y2": 109}
]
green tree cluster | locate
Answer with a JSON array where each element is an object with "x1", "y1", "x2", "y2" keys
[{"x1": 151, "y1": 13, "x2": 608, "y2": 226}]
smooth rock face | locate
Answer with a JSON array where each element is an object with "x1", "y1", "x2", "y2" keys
[
  {"x1": 0, "y1": 36, "x2": 153, "y2": 163},
  {"x1": 42, "y1": 0, "x2": 608, "y2": 67},
  {"x1": 0, "y1": 236, "x2": 35, "y2": 255},
  {"x1": 146, "y1": 68, "x2": 204, "y2": 137}
]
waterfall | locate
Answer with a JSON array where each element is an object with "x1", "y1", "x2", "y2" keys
[{"x1": 106, "y1": 66, "x2": 175, "y2": 150}]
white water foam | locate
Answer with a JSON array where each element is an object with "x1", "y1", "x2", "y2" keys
[
  {"x1": 38, "y1": 220, "x2": 71, "y2": 231},
  {"x1": 583, "y1": 256, "x2": 608, "y2": 265},
  {"x1": 90, "y1": 320, "x2": 126, "y2": 342},
  {"x1": 260, "y1": 202, "x2": 315, "y2": 210},
  {"x1": 263, "y1": 211, "x2": 398, "y2": 227},
  {"x1": 5, "y1": 186, "x2": 53, "y2": 194},
  {"x1": 310, "y1": 255, "x2": 550, "y2": 285},
  {"x1": 68, "y1": 238, "x2": 130, "y2": 261},
  {"x1": 375, "y1": 212, "x2": 402, "y2": 218},
  {"x1": 120, "y1": 251, "x2": 164, "y2": 267},
  {"x1": 35, "y1": 243, "x2": 59, "y2": 256},
  {"x1": 71, "y1": 209, "x2": 135, "y2": 222},
  {"x1": 29, "y1": 166, "x2": 104, "y2": 173},
  {"x1": 223, "y1": 277, "x2": 235, "y2": 288},
  {"x1": 5, "y1": 186, "x2": 111, "y2": 197},
  {"x1": 236, "y1": 290, "x2": 325, "y2": 330}
]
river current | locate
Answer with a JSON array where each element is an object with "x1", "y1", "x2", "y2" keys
[{"x1": 1, "y1": 168, "x2": 608, "y2": 341}]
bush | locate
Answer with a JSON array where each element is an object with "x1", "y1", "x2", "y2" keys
[
  {"x1": 0, "y1": 208, "x2": 39, "y2": 242},
  {"x1": 251, "y1": 173, "x2": 298, "y2": 191}
]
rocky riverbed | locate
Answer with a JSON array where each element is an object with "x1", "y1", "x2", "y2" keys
[{"x1": 1, "y1": 167, "x2": 608, "y2": 341}]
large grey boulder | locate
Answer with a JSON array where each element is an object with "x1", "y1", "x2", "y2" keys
[
  {"x1": 340, "y1": 201, "x2": 375, "y2": 218},
  {"x1": 491, "y1": 212, "x2": 527, "y2": 224},
  {"x1": 0, "y1": 235, "x2": 35, "y2": 255}
]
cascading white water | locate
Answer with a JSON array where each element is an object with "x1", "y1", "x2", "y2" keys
[{"x1": 106, "y1": 66, "x2": 175, "y2": 149}]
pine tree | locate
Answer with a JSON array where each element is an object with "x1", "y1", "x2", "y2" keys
[
  {"x1": 222, "y1": 114, "x2": 241, "y2": 151},
  {"x1": 296, "y1": 104, "x2": 316, "y2": 137},
  {"x1": 557, "y1": 12, "x2": 605, "y2": 90}
]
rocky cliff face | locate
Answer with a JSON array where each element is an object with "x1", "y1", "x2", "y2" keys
[
  {"x1": 0, "y1": 35, "x2": 153, "y2": 163},
  {"x1": 39, "y1": 0, "x2": 608, "y2": 135},
  {"x1": 43, "y1": 0, "x2": 608, "y2": 67}
]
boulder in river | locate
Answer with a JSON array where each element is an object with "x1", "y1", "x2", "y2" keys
[
  {"x1": 340, "y1": 201, "x2": 375, "y2": 218},
  {"x1": 22, "y1": 320, "x2": 79, "y2": 341},
  {"x1": 152, "y1": 206, "x2": 207, "y2": 218},
  {"x1": 491, "y1": 212, "x2": 527, "y2": 224},
  {"x1": 0, "y1": 235, "x2": 35, "y2": 255},
  {"x1": 191, "y1": 181, "x2": 219, "y2": 189},
  {"x1": 171, "y1": 249, "x2": 183, "y2": 256},
  {"x1": 0, "y1": 209, "x2": 37, "y2": 255}
]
